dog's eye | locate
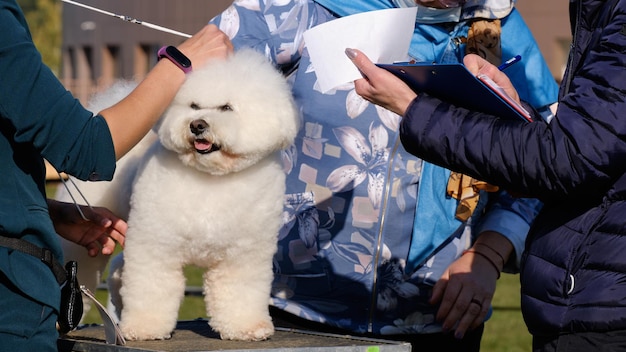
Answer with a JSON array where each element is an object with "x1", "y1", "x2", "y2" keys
[
  {"x1": 190, "y1": 103, "x2": 201, "y2": 110},
  {"x1": 218, "y1": 104, "x2": 233, "y2": 112}
]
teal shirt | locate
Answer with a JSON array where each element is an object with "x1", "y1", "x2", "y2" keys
[{"x1": 0, "y1": 0, "x2": 116, "y2": 310}]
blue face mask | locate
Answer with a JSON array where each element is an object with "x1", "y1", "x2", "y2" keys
[{"x1": 392, "y1": 1, "x2": 463, "y2": 23}]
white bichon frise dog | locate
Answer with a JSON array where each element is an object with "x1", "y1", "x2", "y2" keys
[{"x1": 56, "y1": 48, "x2": 299, "y2": 341}]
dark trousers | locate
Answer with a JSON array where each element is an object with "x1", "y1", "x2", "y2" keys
[
  {"x1": 534, "y1": 330, "x2": 626, "y2": 352},
  {"x1": 0, "y1": 271, "x2": 58, "y2": 352},
  {"x1": 270, "y1": 306, "x2": 484, "y2": 352}
]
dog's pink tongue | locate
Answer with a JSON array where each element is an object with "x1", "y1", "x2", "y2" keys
[{"x1": 194, "y1": 140, "x2": 213, "y2": 152}]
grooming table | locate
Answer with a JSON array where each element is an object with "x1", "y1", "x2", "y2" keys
[{"x1": 58, "y1": 319, "x2": 412, "y2": 352}]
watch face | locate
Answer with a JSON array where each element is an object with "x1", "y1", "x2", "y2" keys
[{"x1": 166, "y1": 46, "x2": 192, "y2": 68}]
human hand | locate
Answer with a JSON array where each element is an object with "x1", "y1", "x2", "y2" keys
[
  {"x1": 345, "y1": 48, "x2": 417, "y2": 116},
  {"x1": 177, "y1": 24, "x2": 234, "y2": 70},
  {"x1": 48, "y1": 199, "x2": 127, "y2": 257},
  {"x1": 463, "y1": 54, "x2": 522, "y2": 106},
  {"x1": 429, "y1": 247, "x2": 499, "y2": 338}
]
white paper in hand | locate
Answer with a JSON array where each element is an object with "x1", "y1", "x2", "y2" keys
[{"x1": 303, "y1": 7, "x2": 417, "y2": 93}]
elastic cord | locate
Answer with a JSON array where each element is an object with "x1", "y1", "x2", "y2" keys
[
  {"x1": 463, "y1": 250, "x2": 501, "y2": 279},
  {"x1": 474, "y1": 242, "x2": 505, "y2": 266}
]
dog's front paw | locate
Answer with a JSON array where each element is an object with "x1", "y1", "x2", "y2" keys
[
  {"x1": 119, "y1": 321, "x2": 172, "y2": 341},
  {"x1": 215, "y1": 319, "x2": 274, "y2": 341}
]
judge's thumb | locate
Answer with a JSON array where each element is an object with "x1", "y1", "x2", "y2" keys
[
  {"x1": 345, "y1": 48, "x2": 373, "y2": 78},
  {"x1": 463, "y1": 53, "x2": 488, "y2": 75},
  {"x1": 463, "y1": 53, "x2": 500, "y2": 78}
]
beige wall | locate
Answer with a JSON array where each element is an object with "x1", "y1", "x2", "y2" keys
[{"x1": 516, "y1": 1, "x2": 571, "y2": 81}]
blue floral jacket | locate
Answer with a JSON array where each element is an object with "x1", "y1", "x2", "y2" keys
[{"x1": 210, "y1": 0, "x2": 558, "y2": 335}]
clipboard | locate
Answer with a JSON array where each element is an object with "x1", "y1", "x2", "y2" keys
[{"x1": 377, "y1": 63, "x2": 532, "y2": 122}]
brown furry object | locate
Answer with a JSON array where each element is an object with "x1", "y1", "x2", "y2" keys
[{"x1": 466, "y1": 19, "x2": 502, "y2": 65}]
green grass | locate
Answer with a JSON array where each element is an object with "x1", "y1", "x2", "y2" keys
[{"x1": 482, "y1": 273, "x2": 532, "y2": 351}]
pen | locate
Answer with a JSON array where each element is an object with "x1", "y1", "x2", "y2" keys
[
  {"x1": 392, "y1": 60, "x2": 417, "y2": 65},
  {"x1": 498, "y1": 55, "x2": 521, "y2": 71}
]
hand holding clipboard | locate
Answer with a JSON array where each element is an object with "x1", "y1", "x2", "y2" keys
[
  {"x1": 376, "y1": 60, "x2": 532, "y2": 123},
  {"x1": 476, "y1": 73, "x2": 532, "y2": 122}
]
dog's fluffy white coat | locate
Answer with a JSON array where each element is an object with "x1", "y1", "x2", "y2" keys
[{"x1": 57, "y1": 49, "x2": 299, "y2": 341}]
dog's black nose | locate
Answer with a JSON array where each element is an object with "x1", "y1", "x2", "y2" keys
[{"x1": 190, "y1": 119, "x2": 208, "y2": 136}]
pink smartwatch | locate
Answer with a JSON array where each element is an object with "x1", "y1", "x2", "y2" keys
[{"x1": 157, "y1": 46, "x2": 192, "y2": 74}]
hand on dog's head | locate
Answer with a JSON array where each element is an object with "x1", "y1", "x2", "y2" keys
[{"x1": 156, "y1": 48, "x2": 300, "y2": 175}]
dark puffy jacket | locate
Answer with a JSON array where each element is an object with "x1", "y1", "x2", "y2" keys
[{"x1": 399, "y1": 0, "x2": 626, "y2": 336}]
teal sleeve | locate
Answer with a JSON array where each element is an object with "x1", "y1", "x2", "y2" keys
[{"x1": 0, "y1": 2, "x2": 116, "y2": 181}]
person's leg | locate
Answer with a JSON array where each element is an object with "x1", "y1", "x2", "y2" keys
[
  {"x1": 389, "y1": 323, "x2": 483, "y2": 352},
  {"x1": 0, "y1": 272, "x2": 58, "y2": 352}
]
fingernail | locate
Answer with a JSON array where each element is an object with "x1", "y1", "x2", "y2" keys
[{"x1": 345, "y1": 48, "x2": 357, "y2": 60}]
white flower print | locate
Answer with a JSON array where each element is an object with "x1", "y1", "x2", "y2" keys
[
  {"x1": 346, "y1": 89, "x2": 369, "y2": 119},
  {"x1": 375, "y1": 105, "x2": 401, "y2": 131},
  {"x1": 218, "y1": 5, "x2": 240, "y2": 39},
  {"x1": 326, "y1": 123, "x2": 389, "y2": 209},
  {"x1": 234, "y1": 0, "x2": 261, "y2": 11}
]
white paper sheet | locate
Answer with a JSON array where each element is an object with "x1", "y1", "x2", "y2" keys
[{"x1": 303, "y1": 7, "x2": 417, "y2": 94}]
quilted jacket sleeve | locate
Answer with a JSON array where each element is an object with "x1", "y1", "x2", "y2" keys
[{"x1": 399, "y1": 5, "x2": 626, "y2": 202}]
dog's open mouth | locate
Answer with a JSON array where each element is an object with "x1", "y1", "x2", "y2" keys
[
  {"x1": 194, "y1": 139, "x2": 221, "y2": 154},
  {"x1": 189, "y1": 119, "x2": 221, "y2": 154}
]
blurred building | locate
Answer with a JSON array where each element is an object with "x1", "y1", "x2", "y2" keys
[
  {"x1": 516, "y1": 1, "x2": 571, "y2": 83},
  {"x1": 61, "y1": 1, "x2": 571, "y2": 102},
  {"x1": 61, "y1": 0, "x2": 232, "y2": 103}
]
